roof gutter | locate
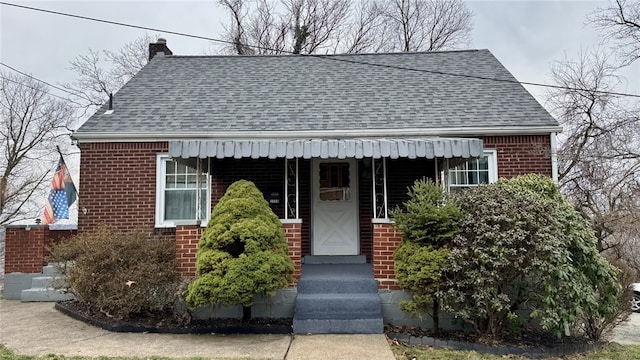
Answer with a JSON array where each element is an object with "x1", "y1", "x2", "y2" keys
[{"x1": 73, "y1": 126, "x2": 563, "y2": 143}]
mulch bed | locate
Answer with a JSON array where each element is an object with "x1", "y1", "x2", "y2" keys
[
  {"x1": 55, "y1": 301, "x2": 605, "y2": 357},
  {"x1": 55, "y1": 301, "x2": 292, "y2": 334}
]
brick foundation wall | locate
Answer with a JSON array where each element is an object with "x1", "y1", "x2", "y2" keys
[
  {"x1": 4, "y1": 227, "x2": 80, "y2": 274},
  {"x1": 4, "y1": 226, "x2": 48, "y2": 273},
  {"x1": 372, "y1": 222, "x2": 402, "y2": 290}
]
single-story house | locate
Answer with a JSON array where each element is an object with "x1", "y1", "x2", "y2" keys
[{"x1": 4, "y1": 39, "x2": 560, "y2": 331}]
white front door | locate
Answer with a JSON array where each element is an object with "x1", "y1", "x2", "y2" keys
[{"x1": 312, "y1": 158, "x2": 359, "y2": 255}]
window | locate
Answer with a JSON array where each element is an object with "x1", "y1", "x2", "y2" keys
[
  {"x1": 156, "y1": 155, "x2": 210, "y2": 227},
  {"x1": 448, "y1": 150, "x2": 497, "y2": 191},
  {"x1": 318, "y1": 162, "x2": 351, "y2": 201}
]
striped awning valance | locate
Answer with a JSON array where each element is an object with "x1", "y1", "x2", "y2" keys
[{"x1": 168, "y1": 138, "x2": 483, "y2": 160}]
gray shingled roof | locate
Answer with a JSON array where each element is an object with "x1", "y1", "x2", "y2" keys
[{"x1": 75, "y1": 49, "x2": 558, "y2": 138}]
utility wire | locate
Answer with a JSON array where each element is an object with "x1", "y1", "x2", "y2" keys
[
  {"x1": 0, "y1": 62, "x2": 80, "y2": 97},
  {"x1": 2, "y1": 1, "x2": 640, "y2": 99},
  {"x1": 0, "y1": 75, "x2": 84, "y2": 105}
]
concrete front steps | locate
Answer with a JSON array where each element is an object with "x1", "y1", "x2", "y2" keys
[
  {"x1": 20, "y1": 264, "x2": 74, "y2": 302},
  {"x1": 293, "y1": 256, "x2": 384, "y2": 334}
]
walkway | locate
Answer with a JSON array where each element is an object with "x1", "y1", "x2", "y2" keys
[{"x1": 0, "y1": 301, "x2": 395, "y2": 360}]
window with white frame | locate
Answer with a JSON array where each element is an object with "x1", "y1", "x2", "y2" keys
[
  {"x1": 156, "y1": 155, "x2": 210, "y2": 227},
  {"x1": 447, "y1": 150, "x2": 497, "y2": 190}
]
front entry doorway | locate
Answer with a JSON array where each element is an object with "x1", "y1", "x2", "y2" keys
[{"x1": 312, "y1": 158, "x2": 359, "y2": 255}]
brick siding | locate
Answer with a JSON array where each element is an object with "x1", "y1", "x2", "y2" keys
[
  {"x1": 282, "y1": 222, "x2": 302, "y2": 282},
  {"x1": 78, "y1": 142, "x2": 169, "y2": 233},
  {"x1": 76, "y1": 135, "x2": 553, "y2": 282},
  {"x1": 175, "y1": 225, "x2": 201, "y2": 277},
  {"x1": 372, "y1": 222, "x2": 402, "y2": 290},
  {"x1": 483, "y1": 135, "x2": 552, "y2": 178},
  {"x1": 4, "y1": 227, "x2": 47, "y2": 273}
]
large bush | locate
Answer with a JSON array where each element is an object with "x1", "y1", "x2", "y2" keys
[
  {"x1": 49, "y1": 225, "x2": 180, "y2": 320},
  {"x1": 503, "y1": 174, "x2": 622, "y2": 340},
  {"x1": 391, "y1": 179, "x2": 461, "y2": 332},
  {"x1": 440, "y1": 174, "x2": 620, "y2": 339},
  {"x1": 185, "y1": 180, "x2": 294, "y2": 321}
]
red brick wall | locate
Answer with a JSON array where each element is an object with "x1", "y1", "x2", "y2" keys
[
  {"x1": 78, "y1": 142, "x2": 169, "y2": 233},
  {"x1": 175, "y1": 225, "x2": 201, "y2": 277},
  {"x1": 372, "y1": 222, "x2": 402, "y2": 290},
  {"x1": 77, "y1": 135, "x2": 552, "y2": 274},
  {"x1": 175, "y1": 223, "x2": 301, "y2": 284},
  {"x1": 283, "y1": 222, "x2": 302, "y2": 282},
  {"x1": 4, "y1": 227, "x2": 48, "y2": 273},
  {"x1": 483, "y1": 135, "x2": 552, "y2": 178}
]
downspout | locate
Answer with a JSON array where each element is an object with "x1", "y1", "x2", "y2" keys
[{"x1": 550, "y1": 132, "x2": 559, "y2": 183}]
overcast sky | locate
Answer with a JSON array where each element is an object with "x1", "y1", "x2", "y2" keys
[{"x1": 1, "y1": 0, "x2": 639, "y2": 110}]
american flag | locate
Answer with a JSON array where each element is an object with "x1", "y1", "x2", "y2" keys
[{"x1": 43, "y1": 155, "x2": 77, "y2": 225}]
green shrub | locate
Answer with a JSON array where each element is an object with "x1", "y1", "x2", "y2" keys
[
  {"x1": 442, "y1": 182, "x2": 565, "y2": 336},
  {"x1": 440, "y1": 174, "x2": 621, "y2": 339},
  {"x1": 573, "y1": 258, "x2": 633, "y2": 340},
  {"x1": 185, "y1": 180, "x2": 294, "y2": 321},
  {"x1": 49, "y1": 225, "x2": 180, "y2": 320},
  {"x1": 391, "y1": 179, "x2": 461, "y2": 331},
  {"x1": 503, "y1": 174, "x2": 621, "y2": 340}
]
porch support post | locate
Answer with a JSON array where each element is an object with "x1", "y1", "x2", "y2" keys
[
  {"x1": 195, "y1": 159, "x2": 201, "y2": 222},
  {"x1": 284, "y1": 158, "x2": 288, "y2": 220},
  {"x1": 371, "y1": 157, "x2": 389, "y2": 219},
  {"x1": 383, "y1": 158, "x2": 388, "y2": 219},
  {"x1": 285, "y1": 158, "x2": 299, "y2": 219},
  {"x1": 371, "y1": 158, "x2": 377, "y2": 218}
]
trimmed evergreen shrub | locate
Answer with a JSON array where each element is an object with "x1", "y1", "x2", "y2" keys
[
  {"x1": 391, "y1": 179, "x2": 461, "y2": 332},
  {"x1": 185, "y1": 180, "x2": 294, "y2": 321},
  {"x1": 48, "y1": 225, "x2": 180, "y2": 320}
]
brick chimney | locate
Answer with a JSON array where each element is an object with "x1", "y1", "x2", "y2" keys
[{"x1": 148, "y1": 38, "x2": 173, "y2": 61}]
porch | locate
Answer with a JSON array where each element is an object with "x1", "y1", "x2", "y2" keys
[{"x1": 169, "y1": 137, "x2": 484, "y2": 287}]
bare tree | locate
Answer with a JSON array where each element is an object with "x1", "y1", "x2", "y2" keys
[
  {"x1": 589, "y1": 0, "x2": 640, "y2": 65},
  {"x1": 379, "y1": 0, "x2": 473, "y2": 52},
  {"x1": 62, "y1": 34, "x2": 157, "y2": 110},
  {"x1": 547, "y1": 49, "x2": 640, "y2": 275},
  {"x1": 217, "y1": 0, "x2": 472, "y2": 55},
  {"x1": 0, "y1": 72, "x2": 74, "y2": 225}
]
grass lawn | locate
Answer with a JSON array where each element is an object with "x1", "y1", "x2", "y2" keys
[
  {"x1": 391, "y1": 343, "x2": 640, "y2": 360},
  {"x1": 0, "y1": 345, "x2": 249, "y2": 360},
  {"x1": 4, "y1": 343, "x2": 640, "y2": 360}
]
